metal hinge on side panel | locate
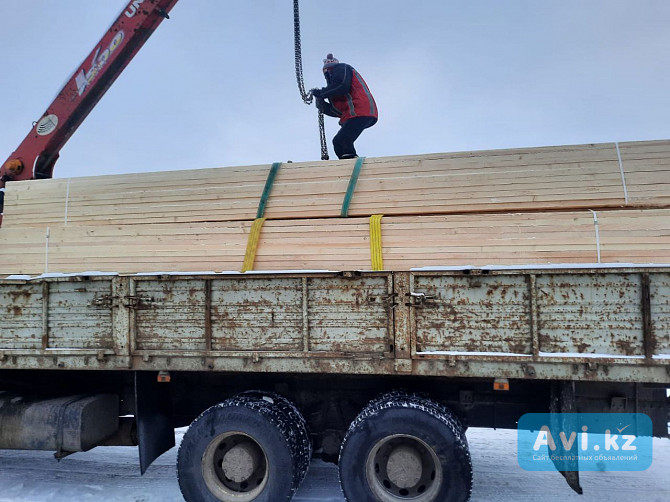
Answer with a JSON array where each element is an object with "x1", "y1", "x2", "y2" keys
[
  {"x1": 404, "y1": 292, "x2": 435, "y2": 308},
  {"x1": 124, "y1": 295, "x2": 156, "y2": 310},
  {"x1": 91, "y1": 294, "x2": 156, "y2": 309},
  {"x1": 381, "y1": 293, "x2": 398, "y2": 309},
  {"x1": 368, "y1": 293, "x2": 398, "y2": 309},
  {"x1": 91, "y1": 295, "x2": 116, "y2": 308}
]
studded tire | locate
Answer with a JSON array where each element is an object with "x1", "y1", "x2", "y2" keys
[
  {"x1": 338, "y1": 392, "x2": 472, "y2": 502},
  {"x1": 177, "y1": 394, "x2": 309, "y2": 502}
]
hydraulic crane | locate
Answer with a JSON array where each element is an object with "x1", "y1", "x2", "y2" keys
[
  {"x1": 0, "y1": 0, "x2": 179, "y2": 218},
  {"x1": 0, "y1": 0, "x2": 325, "y2": 225}
]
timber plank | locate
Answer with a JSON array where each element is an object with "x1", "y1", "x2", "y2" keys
[
  {"x1": 1, "y1": 141, "x2": 669, "y2": 276},
  {"x1": 3, "y1": 209, "x2": 667, "y2": 276},
  {"x1": 6, "y1": 140, "x2": 670, "y2": 228}
]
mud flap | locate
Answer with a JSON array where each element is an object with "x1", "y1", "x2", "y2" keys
[
  {"x1": 135, "y1": 371, "x2": 175, "y2": 474},
  {"x1": 550, "y1": 381, "x2": 583, "y2": 495}
]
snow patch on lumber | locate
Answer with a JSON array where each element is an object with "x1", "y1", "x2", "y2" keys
[{"x1": 411, "y1": 263, "x2": 670, "y2": 271}]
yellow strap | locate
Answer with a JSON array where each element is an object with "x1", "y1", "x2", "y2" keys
[
  {"x1": 369, "y1": 214, "x2": 384, "y2": 271},
  {"x1": 241, "y1": 218, "x2": 266, "y2": 272}
]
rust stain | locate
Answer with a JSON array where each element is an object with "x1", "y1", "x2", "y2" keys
[
  {"x1": 7, "y1": 290, "x2": 32, "y2": 302},
  {"x1": 509, "y1": 340, "x2": 529, "y2": 354},
  {"x1": 614, "y1": 339, "x2": 637, "y2": 356},
  {"x1": 464, "y1": 340, "x2": 481, "y2": 351},
  {"x1": 161, "y1": 283, "x2": 174, "y2": 300}
]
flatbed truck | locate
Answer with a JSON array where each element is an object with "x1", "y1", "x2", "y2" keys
[{"x1": 1, "y1": 266, "x2": 668, "y2": 500}]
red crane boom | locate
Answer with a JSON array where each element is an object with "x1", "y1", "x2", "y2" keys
[{"x1": 0, "y1": 0, "x2": 179, "y2": 195}]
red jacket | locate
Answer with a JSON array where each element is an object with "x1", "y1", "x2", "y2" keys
[{"x1": 319, "y1": 63, "x2": 377, "y2": 125}]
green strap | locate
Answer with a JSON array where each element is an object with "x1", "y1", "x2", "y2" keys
[
  {"x1": 256, "y1": 162, "x2": 281, "y2": 219},
  {"x1": 340, "y1": 157, "x2": 365, "y2": 217}
]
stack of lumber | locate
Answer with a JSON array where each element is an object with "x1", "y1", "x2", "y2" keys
[{"x1": 1, "y1": 140, "x2": 669, "y2": 276}]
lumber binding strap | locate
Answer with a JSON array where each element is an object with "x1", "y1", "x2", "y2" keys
[
  {"x1": 369, "y1": 214, "x2": 384, "y2": 271},
  {"x1": 341, "y1": 157, "x2": 365, "y2": 217},
  {"x1": 242, "y1": 162, "x2": 281, "y2": 272},
  {"x1": 242, "y1": 217, "x2": 266, "y2": 272},
  {"x1": 256, "y1": 162, "x2": 281, "y2": 219}
]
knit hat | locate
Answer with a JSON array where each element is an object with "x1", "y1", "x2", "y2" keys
[{"x1": 323, "y1": 53, "x2": 339, "y2": 69}]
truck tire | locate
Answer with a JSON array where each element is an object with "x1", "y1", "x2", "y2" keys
[
  {"x1": 338, "y1": 392, "x2": 472, "y2": 502},
  {"x1": 177, "y1": 394, "x2": 307, "y2": 502},
  {"x1": 239, "y1": 390, "x2": 312, "y2": 483}
]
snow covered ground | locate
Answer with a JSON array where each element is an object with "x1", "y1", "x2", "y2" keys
[{"x1": 0, "y1": 427, "x2": 667, "y2": 501}]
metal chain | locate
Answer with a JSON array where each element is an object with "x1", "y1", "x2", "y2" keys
[
  {"x1": 293, "y1": 0, "x2": 311, "y2": 105},
  {"x1": 317, "y1": 111, "x2": 328, "y2": 160},
  {"x1": 293, "y1": 0, "x2": 329, "y2": 160}
]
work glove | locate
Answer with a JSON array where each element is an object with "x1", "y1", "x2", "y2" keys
[
  {"x1": 315, "y1": 97, "x2": 326, "y2": 112},
  {"x1": 310, "y1": 88, "x2": 323, "y2": 99}
]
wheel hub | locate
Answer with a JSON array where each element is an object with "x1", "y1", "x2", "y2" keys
[
  {"x1": 202, "y1": 432, "x2": 269, "y2": 502},
  {"x1": 386, "y1": 445, "x2": 423, "y2": 488},
  {"x1": 221, "y1": 441, "x2": 262, "y2": 484},
  {"x1": 366, "y1": 434, "x2": 443, "y2": 501}
]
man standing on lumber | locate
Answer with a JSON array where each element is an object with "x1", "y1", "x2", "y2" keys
[{"x1": 312, "y1": 54, "x2": 378, "y2": 160}]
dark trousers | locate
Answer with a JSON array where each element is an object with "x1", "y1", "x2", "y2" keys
[{"x1": 332, "y1": 116, "x2": 377, "y2": 159}]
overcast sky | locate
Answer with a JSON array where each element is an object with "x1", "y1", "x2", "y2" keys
[{"x1": 1, "y1": 1, "x2": 670, "y2": 179}]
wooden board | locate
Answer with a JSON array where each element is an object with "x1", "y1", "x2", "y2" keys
[
  {"x1": 2, "y1": 209, "x2": 668, "y2": 276},
  {"x1": 2, "y1": 140, "x2": 669, "y2": 276},
  {"x1": 4, "y1": 140, "x2": 670, "y2": 229}
]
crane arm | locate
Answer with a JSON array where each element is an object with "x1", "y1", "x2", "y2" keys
[{"x1": 0, "y1": 0, "x2": 179, "y2": 191}]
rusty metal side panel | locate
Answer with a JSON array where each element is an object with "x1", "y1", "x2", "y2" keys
[
  {"x1": 126, "y1": 274, "x2": 393, "y2": 355},
  {"x1": 650, "y1": 273, "x2": 670, "y2": 355},
  {"x1": 47, "y1": 280, "x2": 114, "y2": 349},
  {"x1": 0, "y1": 283, "x2": 43, "y2": 349},
  {"x1": 306, "y1": 275, "x2": 392, "y2": 354},
  {"x1": 134, "y1": 279, "x2": 206, "y2": 351},
  {"x1": 210, "y1": 277, "x2": 303, "y2": 351},
  {"x1": 536, "y1": 273, "x2": 644, "y2": 356},
  {"x1": 412, "y1": 274, "x2": 531, "y2": 354}
]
